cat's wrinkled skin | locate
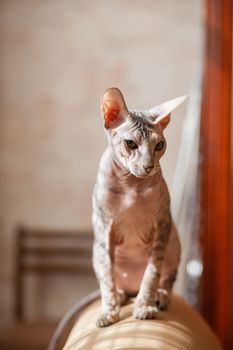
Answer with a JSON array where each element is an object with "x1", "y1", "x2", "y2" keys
[{"x1": 92, "y1": 88, "x2": 186, "y2": 327}]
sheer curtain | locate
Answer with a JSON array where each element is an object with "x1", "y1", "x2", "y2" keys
[{"x1": 171, "y1": 72, "x2": 202, "y2": 305}]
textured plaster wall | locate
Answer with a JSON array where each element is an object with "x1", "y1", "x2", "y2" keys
[{"x1": 0, "y1": 0, "x2": 202, "y2": 324}]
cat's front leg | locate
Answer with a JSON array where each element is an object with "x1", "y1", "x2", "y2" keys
[
  {"x1": 93, "y1": 220, "x2": 119, "y2": 327},
  {"x1": 133, "y1": 215, "x2": 171, "y2": 320},
  {"x1": 156, "y1": 223, "x2": 181, "y2": 310}
]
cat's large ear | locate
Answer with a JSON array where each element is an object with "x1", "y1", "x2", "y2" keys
[
  {"x1": 149, "y1": 95, "x2": 187, "y2": 129},
  {"x1": 101, "y1": 88, "x2": 129, "y2": 129}
]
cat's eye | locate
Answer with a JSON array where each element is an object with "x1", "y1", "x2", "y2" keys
[
  {"x1": 124, "y1": 139, "x2": 138, "y2": 150},
  {"x1": 154, "y1": 140, "x2": 164, "y2": 151}
]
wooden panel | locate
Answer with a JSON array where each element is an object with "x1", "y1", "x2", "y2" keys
[{"x1": 200, "y1": 0, "x2": 232, "y2": 348}]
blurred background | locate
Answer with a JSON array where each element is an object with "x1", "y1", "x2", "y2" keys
[{"x1": 0, "y1": 0, "x2": 232, "y2": 349}]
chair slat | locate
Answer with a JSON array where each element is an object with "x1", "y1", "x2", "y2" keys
[
  {"x1": 21, "y1": 263, "x2": 94, "y2": 274},
  {"x1": 20, "y1": 246, "x2": 92, "y2": 257}
]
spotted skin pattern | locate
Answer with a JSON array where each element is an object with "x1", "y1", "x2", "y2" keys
[{"x1": 92, "y1": 88, "x2": 186, "y2": 327}]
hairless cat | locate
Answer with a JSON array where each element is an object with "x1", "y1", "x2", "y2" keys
[{"x1": 92, "y1": 88, "x2": 187, "y2": 327}]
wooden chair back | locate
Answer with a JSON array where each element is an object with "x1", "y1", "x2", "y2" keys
[{"x1": 15, "y1": 226, "x2": 94, "y2": 321}]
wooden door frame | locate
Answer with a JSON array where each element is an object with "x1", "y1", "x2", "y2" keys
[{"x1": 200, "y1": 0, "x2": 232, "y2": 348}]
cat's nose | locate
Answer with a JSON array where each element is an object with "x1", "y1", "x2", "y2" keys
[{"x1": 143, "y1": 165, "x2": 154, "y2": 173}]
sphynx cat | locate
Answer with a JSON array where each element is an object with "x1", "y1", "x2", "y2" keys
[{"x1": 92, "y1": 88, "x2": 186, "y2": 327}]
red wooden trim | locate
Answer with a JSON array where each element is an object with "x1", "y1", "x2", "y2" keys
[{"x1": 200, "y1": 0, "x2": 232, "y2": 347}]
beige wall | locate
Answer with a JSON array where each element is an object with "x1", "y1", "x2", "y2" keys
[{"x1": 0, "y1": 0, "x2": 202, "y2": 325}]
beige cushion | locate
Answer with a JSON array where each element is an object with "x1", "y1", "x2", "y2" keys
[{"x1": 63, "y1": 295, "x2": 223, "y2": 350}]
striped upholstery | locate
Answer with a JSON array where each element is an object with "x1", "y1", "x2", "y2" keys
[{"x1": 62, "y1": 295, "x2": 223, "y2": 350}]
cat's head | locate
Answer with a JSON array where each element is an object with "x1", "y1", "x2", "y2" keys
[{"x1": 101, "y1": 88, "x2": 187, "y2": 178}]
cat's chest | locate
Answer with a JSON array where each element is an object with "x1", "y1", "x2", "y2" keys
[
  {"x1": 104, "y1": 187, "x2": 166, "y2": 232},
  {"x1": 121, "y1": 186, "x2": 155, "y2": 212},
  {"x1": 110, "y1": 183, "x2": 165, "y2": 218},
  {"x1": 113, "y1": 189, "x2": 158, "y2": 248}
]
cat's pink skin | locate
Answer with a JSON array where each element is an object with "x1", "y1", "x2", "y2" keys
[
  {"x1": 92, "y1": 88, "x2": 185, "y2": 327},
  {"x1": 96, "y1": 148, "x2": 180, "y2": 295}
]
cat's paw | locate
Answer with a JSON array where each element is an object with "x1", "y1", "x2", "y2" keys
[
  {"x1": 133, "y1": 304, "x2": 158, "y2": 320},
  {"x1": 156, "y1": 288, "x2": 171, "y2": 310},
  {"x1": 96, "y1": 309, "x2": 120, "y2": 327}
]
